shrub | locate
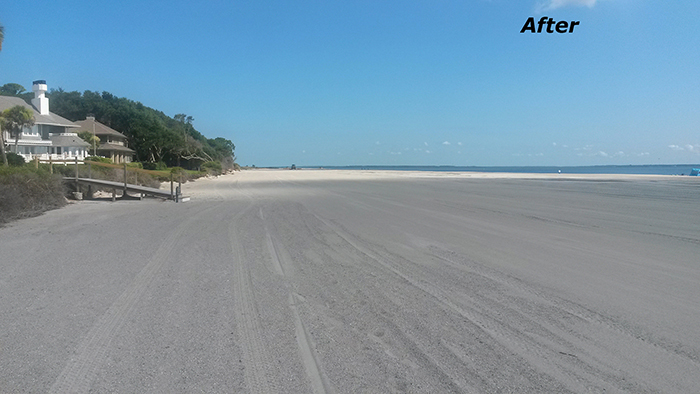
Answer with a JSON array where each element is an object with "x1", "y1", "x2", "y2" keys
[
  {"x1": 155, "y1": 167, "x2": 204, "y2": 183},
  {"x1": 6, "y1": 152, "x2": 26, "y2": 167},
  {"x1": 0, "y1": 166, "x2": 66, "y2": 225},
  {"x1": 170, "y1": 166, "x2": 185, "y2": 175},
  {"x1": 202, "y1": 161, "x2": 223, "y2": 175},
  {"x1": 51, "y1": 164, "x2": 76, "y2": 178},
  {"x1": 85, "y1": 156, "x2": 113, "y2": 163},
  {"x1": 127, "y1": 162, "x2": 143, "y2": 169},
  {"x1": 142, "y1": 161, "x2": 167, "y2": 171},
  {"x1": 134, "y1": 172, "x2": 161, "y2": 188}
]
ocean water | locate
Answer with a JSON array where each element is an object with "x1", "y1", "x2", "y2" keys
[{"x1": 318, "y1": 164, "x2": 700, "y2": 176}]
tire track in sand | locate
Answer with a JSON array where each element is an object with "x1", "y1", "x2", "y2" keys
[
  {"x1": 229, "y1": 204, "x2": 279, "y2": 394},
  {"x1": 260, "y1": 208, "x2": 285, "y2": 276},
  {"x1": 308, "y1": 209, "x2": 658, "y2": 392},
  {"x1": 260, "y1": 206, "x2": 335, "y2": 394},
  {"x1": 49, "y1": 203, "x2": 219, "y2": 394},
  {"x1": 303, "y1": 210, "x2": 473, "y2": 392},
  {"x1": 288, "y1": 293, "x2": 335, "y2": 394}
]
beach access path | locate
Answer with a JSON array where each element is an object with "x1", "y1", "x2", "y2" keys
[{"x1": 1, "y1": 169, "x2": 699, "y2": 393}]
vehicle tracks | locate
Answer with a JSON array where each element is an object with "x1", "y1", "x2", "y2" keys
[
  {"x1": 301, "y1": 203, "x2": 662, "y2": 392},
  {"x1": 48, "y1": 203, "x2": 221, "y2": 394},
  {"x1": 229, "y1": 202, "x2": 283, "y2": 393},
  {"x1": 259, "y1": 204, "x2": 335, "y2": 394}
]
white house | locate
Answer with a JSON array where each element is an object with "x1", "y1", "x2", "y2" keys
[{"x1": 0, "y1": 80, "x2": 89, "y2": 163}]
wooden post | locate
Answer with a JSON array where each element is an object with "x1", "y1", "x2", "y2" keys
[
  {"x1": 170, "y1": 173, "x2": 174, "y2": 200},
  {"x1": 178, "y1": 174, "x2": 182, "y2": 203},
  {"x1": 123, "y1": 162, "x2": 128, "y2": 197},
  {"x1": 87, "y1": 162, "x2": 92, "y2": 199},
  {"x1": 49, "y1": 157, "x2": 53, "y2": 174},
  {"x1": 34, "y1": 156, "x2": 39, "y2": 169},
  {"x1": 75, "y1": 157, "x2": 79, "y2": 191}
]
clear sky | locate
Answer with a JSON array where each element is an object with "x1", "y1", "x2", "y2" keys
[{"x1": 1, "y1": 0, "x2": 698, "y2": 167}]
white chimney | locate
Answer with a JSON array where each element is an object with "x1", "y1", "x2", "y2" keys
[{"x1": 31, "y1": 80, "x2": 49, "y2": 115}]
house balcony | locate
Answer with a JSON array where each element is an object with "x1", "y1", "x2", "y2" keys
[{"x1": 20, "y1": 152, "x2": 89, "y2": 165}]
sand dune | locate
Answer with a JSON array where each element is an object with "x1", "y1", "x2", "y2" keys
[{"x1": 1, "y1": 169, "x2": 699, "y2": 393}]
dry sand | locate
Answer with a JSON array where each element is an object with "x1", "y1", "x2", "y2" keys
[{"x1": 1, "y1": 169, "x2": 699, "y2": 393}]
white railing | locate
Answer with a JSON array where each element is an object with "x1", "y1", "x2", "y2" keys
[{"x1": 21, "y1": 152, "x2": 89, "y2": 164}]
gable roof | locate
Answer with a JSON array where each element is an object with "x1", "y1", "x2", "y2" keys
[
  {"x1": 0, "y1": 95, "x2": 79, "y2": 128},
  {"x1": 74, "y1": 118, "x2": 128, "y2": 139}
]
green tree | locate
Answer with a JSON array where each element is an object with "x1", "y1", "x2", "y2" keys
[
  {"x1": 1, "y1": 106, "x2": 36, "y2": 153},
  {"x1": 77, "y1": 130, "x2": 100, "y2": 155},
  {"x1": 0, "y1": 83, "x2": 26, "y2": 96},
  {"x1": 0, "y1": 112, "x2": 7, "y2": 166},
  {"x1": 0, "y1": 83, "x2": 33, "y2": 103},
  {"x1": 47, "y1": 89, "x2": 236, "y2": 169},
  {"x1": 5, "y1": 152, "x2": 25, "y2": 166}
]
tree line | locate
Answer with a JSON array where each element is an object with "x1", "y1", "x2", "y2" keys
[{"x1": 0, "y1": 83, "x2": 236, "y2": 171}]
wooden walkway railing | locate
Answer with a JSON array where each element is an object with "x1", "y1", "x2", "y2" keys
[{"x1": 37, "y1": 157, "x2": 189, "y2": 202}]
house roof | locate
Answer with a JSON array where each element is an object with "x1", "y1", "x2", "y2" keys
[
  {"x1": 12, "y1": 139, "x2": 52, "y2": 147},
  {"x1": 98, "y1": 142, "x2": 135, "y2": 153},
  {"x1": 0, "y1": 95, "x2": 79, "y2": 128},
  {"x1": 50, "y1": 133, "x2": 90, "y2": 148},
  {"x1": 74, "y1": 118, "x2": 128, "y2": 139}
]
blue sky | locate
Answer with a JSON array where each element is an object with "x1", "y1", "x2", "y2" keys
[{"x1": 1, "y1": 0, "x2": 698, "y2": 166}]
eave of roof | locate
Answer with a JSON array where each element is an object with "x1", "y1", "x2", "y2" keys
[
  {"x1": 6, "y1": 140, "x2": 52, "y2": 146},
  {"x1": 98, "y1": 143, "x2": 135, "y2": 153}
]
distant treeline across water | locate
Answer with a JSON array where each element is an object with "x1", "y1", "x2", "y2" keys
[{"x1": 318, "y1": 165, "x2": 700, "y2": 176}]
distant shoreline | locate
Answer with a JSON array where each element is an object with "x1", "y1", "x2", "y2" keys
[
  {"x1": 182, "y1": 170, "x2": 699, "y2": 202},
  {"x1": 245, "y1": 164, "x2": 700, "y2": 176}
]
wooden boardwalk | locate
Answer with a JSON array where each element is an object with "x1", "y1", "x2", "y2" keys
[
  {"x1": 38, "y1": 158, "x2": 190, "y2": 202},
  {"x1": 65, "y1": 177, "x2": 189, "y2": 202}
]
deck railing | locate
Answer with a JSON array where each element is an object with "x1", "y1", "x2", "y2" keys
[{"x1": 34, "y1": 157, "x2": 184, "y2": 202}]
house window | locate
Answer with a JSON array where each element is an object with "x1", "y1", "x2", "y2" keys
[{"x1": 57, "y1": 147, "x2": 62, "y2": 155}]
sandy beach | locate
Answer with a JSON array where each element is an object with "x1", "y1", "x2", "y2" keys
[{"x1": 1, "y1": 169, "x2": 699, "y2": 393}]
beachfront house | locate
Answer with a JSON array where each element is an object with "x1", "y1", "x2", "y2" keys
[
  {"x1": 0, "y1": 80, "x2": 89, "y2": 163},
  {"x1": 74, "y1": 117, "x2": 134, "y2": 164}
]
